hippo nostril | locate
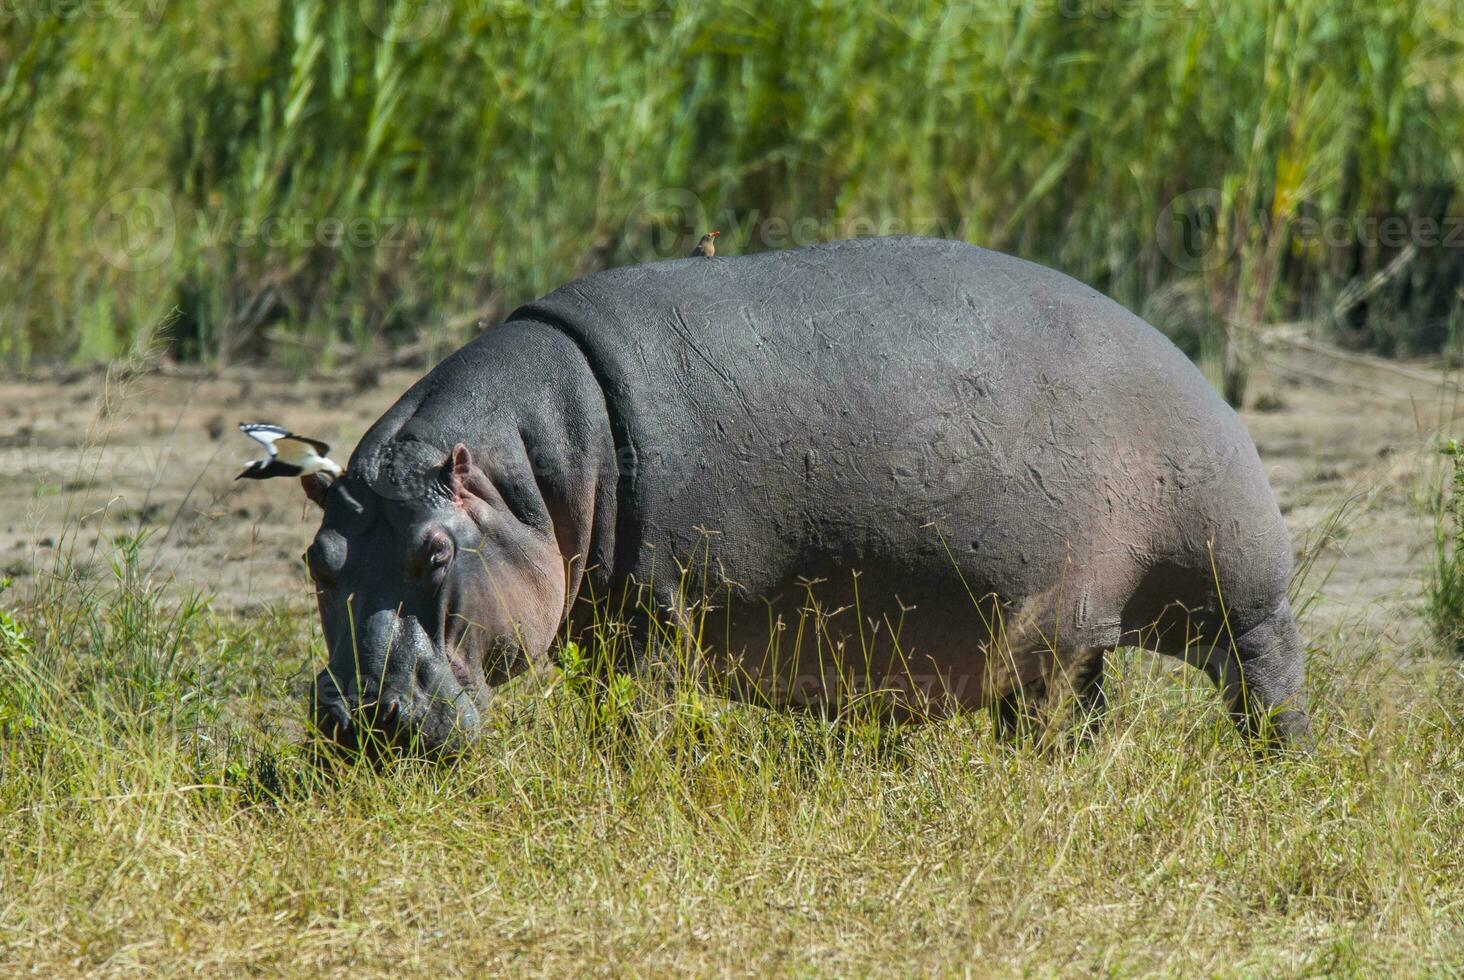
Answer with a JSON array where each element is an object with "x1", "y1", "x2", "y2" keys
[{"x1": 320, "y1": 698, "x2": 351, "y2": 735}]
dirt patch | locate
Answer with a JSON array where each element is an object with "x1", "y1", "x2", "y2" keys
[
  {"x1": 1, "y1": 345, "x2": 1457, "y2": 639},
  {"x1": 0, "y1": 366, "x2": 409, "y2": 612}
]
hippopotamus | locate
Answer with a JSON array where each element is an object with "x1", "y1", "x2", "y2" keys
[{"x1": 303, "y1": 236, "x2": 1309, "y2": 753}]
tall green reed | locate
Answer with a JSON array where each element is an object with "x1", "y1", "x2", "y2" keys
[{"x1": 1, "y1": 0, "x2": 1459, "y2": 366}]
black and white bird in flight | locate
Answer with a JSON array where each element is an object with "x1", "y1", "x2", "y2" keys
[{"x1": 235, "y1": 423, "x2": 343, "y2": 481}]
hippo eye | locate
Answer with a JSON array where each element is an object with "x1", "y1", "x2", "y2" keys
[{"x1": 423, "y1": 532, "x2": 454, "y2": 574}]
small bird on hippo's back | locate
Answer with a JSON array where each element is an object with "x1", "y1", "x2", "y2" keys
[{"x1": 691, "y1": 231, "x2": 720, "y2": 258}]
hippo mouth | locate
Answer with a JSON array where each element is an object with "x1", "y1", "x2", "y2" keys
[
  {"x1": 312, "y1": 629, "x2": 487, "y2": 757},
  {"x1": 312, "y1": 679, "x2": 484, "y2": 758}
]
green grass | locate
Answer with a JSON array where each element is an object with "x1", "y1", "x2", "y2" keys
[
  {"x1": 1427, "y1": 440, "x2": 1464, "y2": 652},
  {"x1": 2, "y1": 0, "x2": 1461, "y2": 365},
  {"x1": 3, "y1": 531, "x2": 1463, "y2": 974}
]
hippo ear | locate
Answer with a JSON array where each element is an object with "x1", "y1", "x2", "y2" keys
[
  {"x1": 301, "y1": 473, "x2": 331, "y2": 508},
  {"x1": 444, "y1": 443, "x2": 505, "y2": 515},
  {"x1": 450, "y1": 444, "x2": 474, "y2": 483}
]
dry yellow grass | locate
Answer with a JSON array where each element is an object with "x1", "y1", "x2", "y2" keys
[{"x1": 2, "y1": 535, "x2": 1462, "y2": 976}]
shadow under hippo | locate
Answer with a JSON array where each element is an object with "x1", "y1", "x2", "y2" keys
[{"x1": 302, "y1": 236, "x2": 1309, "y2": 755}]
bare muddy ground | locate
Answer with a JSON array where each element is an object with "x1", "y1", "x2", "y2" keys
[{"x1": 0, "y1": 340, "x2": 1457, "y2": 642}]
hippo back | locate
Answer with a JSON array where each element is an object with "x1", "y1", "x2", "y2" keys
[{"x1": 508, "y1": 237, "x2": 1288, "y2": 656}]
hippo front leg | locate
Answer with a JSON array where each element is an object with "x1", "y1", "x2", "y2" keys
[
  {"x1": 992, "y1": 646, "x2": 1109, "y2": 747},
  {"x1": 1070, "y1": 648, "x2": 1108, "y2": 744}
]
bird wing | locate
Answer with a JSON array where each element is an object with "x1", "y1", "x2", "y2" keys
[
  {"x1": 295, "y1": 435, "x2": 331, "y2": 455},
  {"x1": 239, "y1": 423, "x2": 330, "y2": 459},
  {"x1": 239, "y1": 422, "x2": 290, "y2": 457},
  {"x1": 275, "y1": 436, "x2": 330, "y2": 463}
]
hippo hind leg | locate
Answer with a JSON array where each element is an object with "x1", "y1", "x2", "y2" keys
[{"x1": 1203, "y1": 597, "x2": 1311, "y2": 750}]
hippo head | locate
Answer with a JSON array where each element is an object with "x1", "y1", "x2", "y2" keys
[{"x1": 305, "y1": 441, "x2": 565, "y2": 754}]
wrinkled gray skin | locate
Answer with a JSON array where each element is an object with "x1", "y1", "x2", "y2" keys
[{"x1": 307, "y1": 237, "x2": 1309, "y2": 753}]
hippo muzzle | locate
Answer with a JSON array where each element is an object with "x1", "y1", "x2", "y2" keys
[{"x1": 312, "y1": 608, "x2": 484, "y2": 754}]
